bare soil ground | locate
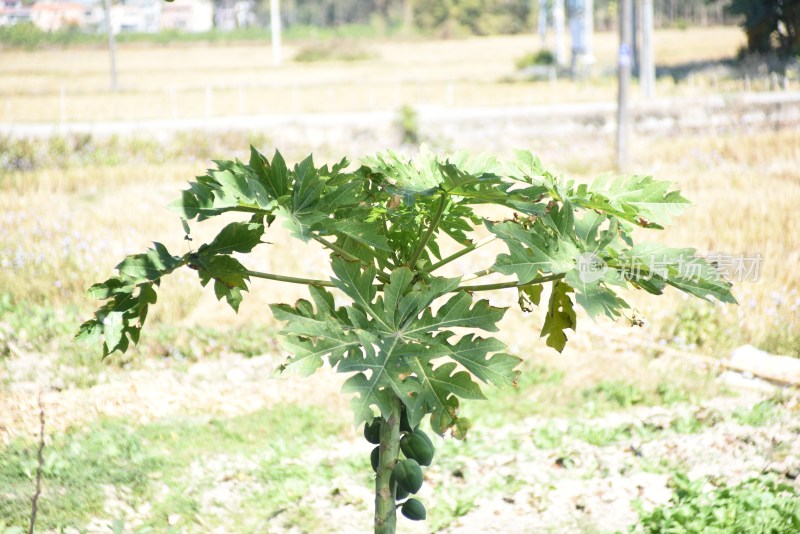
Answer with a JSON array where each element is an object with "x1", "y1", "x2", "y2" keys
[{"x1": 2, "y1": 323, "x2": 798, "y2": 533}]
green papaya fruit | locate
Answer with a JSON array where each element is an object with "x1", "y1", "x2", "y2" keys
[
  {"x1": 395, "y1": 482, "x2": 409, "y2": 501},
  {"x1": 400, "y1": 407, "x2": 414, "y2": 433},
  {"x1": 364, "y1": 417, "x2": 381, "y2": 445},
  {"x1": 392, "y1": 459, "x2": 423, "y2": 494},
  {"x1": 401, "y1": 498, "x2": 426, "y2": 521},
  {"x1": 370, "y1": 446, "x2": 380, "y2": 472},
  {"x1": 400, "y1": 429, "x2": 434, "y2": 466}
]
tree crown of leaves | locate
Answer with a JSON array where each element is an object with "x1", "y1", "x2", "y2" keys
[{"x1": 78, "y1": 147, "x2": 734, "y2": 436}]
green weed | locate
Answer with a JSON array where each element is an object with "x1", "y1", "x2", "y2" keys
[
  {"x1": 531, "y1": 422, "x2": 565, "y2": 449},
  {"x1": 732, "y1": 400, "x2": 777, "y2": 427},
  {"x1": 656, "y1": 382, "x2": 691, "y2": 405},
  {"x1": 0, "y1": 420, "x2": 163, "y2": 529},
  {"x1": 636, "y1": 473, "x2": 800, "y2": 533},
  {"x1": 668, "y1": 414, "x2": 706, "y2": 434},
  {"x1": 396, "y1": 105, "x2": 420, "y2": 145},
  {"x1": 658, "y1": 299, "x2": 800, "y2": 359},
  {"x1": 515, "y1": 49, "x2": 555, "y2": 70},
  {"x1": 470, "y1": 363, "x2": 564, "y2": 424},
  {"x1": 0, "y1": 405, "x2": 348, "y2": 530},
  {"x1": 571, "y1": 423, "x2": 641, "y2": 447},
  {"x1": 0, "y1": 132, "x2": 273, "y2": 176},
  {"x1": 294, "y1": 40, "x2": 378, "y2": 62},
  {"x1": 582, "y1": 381, "x2": 645, "y2": 409},
  {"x1": 0, "y1": 22, "x2": 391, "y2": 51}
]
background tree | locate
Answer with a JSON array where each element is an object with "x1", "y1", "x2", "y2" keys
[
  {"x1": 775, "y1": 0, "x2": 800, "y2": 53},
  {"x1": 726, "y1": 0, "x2": 779, "y2": 53},
  {"x1": 723, "y1": 0, "x2": 800, "y2": 54}
]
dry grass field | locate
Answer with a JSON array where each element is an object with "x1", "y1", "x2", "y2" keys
[
  {"x1": 1, "y1": 128, "x2": 797, "y2": 357},
  {"x1": 1, "y1": 26, "x2": 799, "y2": 533},
  {"x1": 0, "y1": 27, "x2": 747, "y2": 123},
  {"x1": 2, "y1": 127, "x2": 799, "y2": 532}
]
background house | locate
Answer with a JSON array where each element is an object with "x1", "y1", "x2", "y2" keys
[
  {"x1": 110, "y1": 0, "x2": 160, "y2": 33},
  {"x1": 0, "y1": 0, "x2": 32, "y2": 26},
  {"x1": 30, "y1": 1, "x2": 85, "y2": 31},
  {"x1": 214, "y1": 0, "x2": 255, "y2": 31},
  {"x1": 161, "y1": 0, "x2": 212, "y2": 33}
]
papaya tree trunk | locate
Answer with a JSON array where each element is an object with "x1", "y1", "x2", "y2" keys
[{"x1": 374, "y1": 396, "x2": 402, "y2": 534}]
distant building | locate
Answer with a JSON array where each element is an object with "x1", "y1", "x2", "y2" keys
[
  {"x1": 215, "y1": 0, "x2": 255, "y2": 31},
  {"x1": 30, "y1": 1, "x2": 85, "y2": 31},
  {"x1": 162, "y1": 0, "x2": 212, "y2": 33},
  {"x1": 0, "y1": 0, "x2": 32, "y2": 26},
  {"x1": 111, "y1": 0, "x2": 160, "y2": 33},
  {"x1": 13, "y1": 0, "x2": 223, "y2": 34}
]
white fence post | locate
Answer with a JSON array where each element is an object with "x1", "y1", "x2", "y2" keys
[
  {"x1": 169, "y1": 86, "x2": 178, "y2": 118},
  {"x1": 60, "y1": 84, "x2": 66, "y2": 124},
  {"x1": 271, "y1": 0, "x2": 282, "y2": 66},
  {"x1": 291, "y1": 84, "x2": 299, "y2": 113}
]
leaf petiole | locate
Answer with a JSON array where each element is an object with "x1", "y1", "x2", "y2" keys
[
  {"x1": 457, "y1": 273, "x2": 565, "y2": 292},
  {"x1": 423, "y1": 235, "x2": 497, "y2": 273},
  {"x1": 243, "y1": 269, "x2": 335, "y2": 287},
  {"x1": 408, "y1": 193, "x2": 448, "y2": 268},
  {"x1": 314, "y1": 235, "x2": 391, "y2": 283}
]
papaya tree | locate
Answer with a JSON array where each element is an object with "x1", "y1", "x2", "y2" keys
[{"x1": 77, "y1": 148, "x2": 734, "y2": 533}]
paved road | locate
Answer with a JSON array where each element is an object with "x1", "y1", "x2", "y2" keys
[{"x1": 1, "y1": 91, "x2": 798, "y2": 139}]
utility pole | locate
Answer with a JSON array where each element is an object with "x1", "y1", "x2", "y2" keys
[
  {"x1": 617, "y1": 0, "x2": 632, "y2": 171},
  {"x1": 569, "y1": 0, "x2": 595, "y2": 75},
  {"x1": 403, "y1": 0, "x2": 414, "y2": 31},
  {"x1": 538, "y1": 0, "x2": 548, "y2": 49},
  {"x1": 553, "y1": 0, "x2": 566, "y2": 67},
  {"x1": 640, "y1": 0, "x2": 655, "y2": 97},
  {"x1": 631, "y1": 0, "x2": 639, "y2": 77},
  {"x1": 103, "y1": 0, "x2": 118, "y2": 91},
  {"x1": 270, "y1": 0, "x2": 282, "y2": 66}
]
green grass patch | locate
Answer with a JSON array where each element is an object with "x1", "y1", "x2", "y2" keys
[
  {"x1": 582, "y1": 380, "x2": 646, "y2": 409},
  {"x1": 655, "y1": 382, "x2": 691, "y2": 405},
  {"x1": 0, "y1": 404, "x2": 349, "y2": 531},
  {"x1": 0, "y1": 22, "x2": 393, "y2": 51},
  {"x1": 530, "y1": 421, "x2": 565, "y2": 449},
  {"x1": 515, "y1": 49, "x2": 555, "y2": 70},
  {"x1": 294, "y1": 40, "x2": 378, "y2": 62},
  {"x1": 144, "y1": 323, "x2": 279, "y2": 361},
  {"x1": 468, "y1": 367, "x2": 712, "y2": 433},
  {"x1": 570, "y1": 422, "x2": 642, "y2": 447},
  {"x1": 668, "y1": 414, "x2": 706, "y2": 434},
  {"x1": 0, "y1": 295, "x2": 79, "y2": 352},
  {"x1": 659, "y1": 300, "x2": 800, "y2": 359},
  {"x1": 637, "y1": 473, "x2": 800, "y2": 533},
  {"x1": 527, "y1": 409, "x2": 725, "y2": 453},
  {"x1": 0, "y1": 420, "x2": 163, "y2": 530},
  {"x1": 0, "y1": 132, "x2": 272, "y2": 175},
  {"x1": 0, "y1": 292, "x2": 279, "y2": 389},
  {"x1": 470, "y1": 363, "x2": 565, "y2": 425},
  {"x1": 732, "y1": 400, "x2": 778, "y2": 427}
]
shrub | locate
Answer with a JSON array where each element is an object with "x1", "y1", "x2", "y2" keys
[
  {"x1": 294, "y1": 40, "x2": 377, "y2": 62},
  {"x1": 516, "y1": 49, "x2": 556, "y2": 70}
]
